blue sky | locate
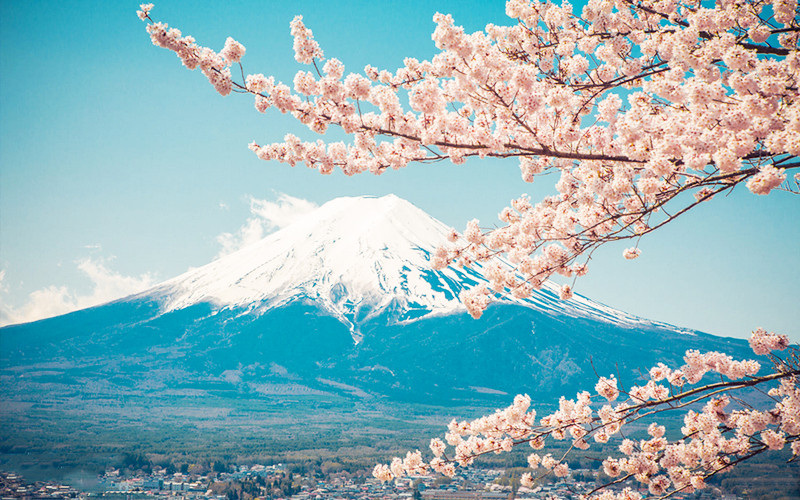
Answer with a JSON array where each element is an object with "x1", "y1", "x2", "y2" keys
[{"x1": 1, "y1": 0, "x2": 798, "y2": 342}]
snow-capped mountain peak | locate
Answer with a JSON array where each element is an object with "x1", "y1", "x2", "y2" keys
[
  {"x1": 145, "y1": 194, "x2": 686, "y2": 342},
  {"x1": 149, "y1": 195, "x2": 472, "y2": 340}
]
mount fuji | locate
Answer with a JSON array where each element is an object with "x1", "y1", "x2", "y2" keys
[
  {"x1": 1, "y1": 195, "x2": 753, "y2": 443},
  {"x1": 139, "y1": 194, "x2": 686, "y2": 344}
]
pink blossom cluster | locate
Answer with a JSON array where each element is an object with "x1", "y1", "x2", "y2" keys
[
  {"x1": 622, "y1": 248, "x2": 640, "y2": 260},
  {"x1": 221, "y1": 37, "x2": 245, "y2": 64},
  {"x1": 595, "y1": 376, "x2": 619, "y2": 401},
  {"x1": 143, "y1": 11, "x2": 244, "y2": 97},
  {"x1": 136, "y1": 3, "x2": 153, "y2": 21},
  {"x1": 459, "y1": 285, "x2": 491, "y2": 320},
  {"x1": 443, "y1": 394, "x2": 537, "y2": 463},
  {"x1": 373, "y1": 330, "x2": 799, "y2": 497},
  {"x1": 749, "y1": 327, "x2": 791, "y2": 355},
  {"x1": 290, "y1": 16, "x2": 323, "y2": 65},
  {"x1": 746, "y1": 165, "x2": 788, "y2": 195},
  {"x1": 680, "y1": 349, "x2": 761, "y2": 383}
]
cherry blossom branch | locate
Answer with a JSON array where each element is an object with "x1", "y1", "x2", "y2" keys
[{"x1": 374, "y1": 330, "x2": 799, "y2": 499}]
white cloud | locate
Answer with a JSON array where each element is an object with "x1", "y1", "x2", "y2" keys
[
  {"x1": 215, "y1": 193, "x2": 317, "y2": 258},
  {"x1": 0, "y1": 258, "x2": 156, "y2": 327},
  {"x1": 250, "y1": 194, "x2": 318, "y2": 230},
  {"x1": 216, "y1": 217, "x2": 266, "y2": 258}
]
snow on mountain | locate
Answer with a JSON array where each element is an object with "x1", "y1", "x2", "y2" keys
[
  {"x1": 143, "y1": 194, "x2": 687, "y2": 341},
  {"x1": 147, "y1": 195, "x2": 467, "y2": 339}
]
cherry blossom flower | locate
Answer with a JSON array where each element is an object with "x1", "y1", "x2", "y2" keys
[{"x1": 622, "y1": 248, "x2": 641, "y2": 260}]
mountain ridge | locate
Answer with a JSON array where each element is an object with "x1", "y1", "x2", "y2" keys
[{"x1": 117, "y1": 194, "x2": 693, "y2": 343}]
